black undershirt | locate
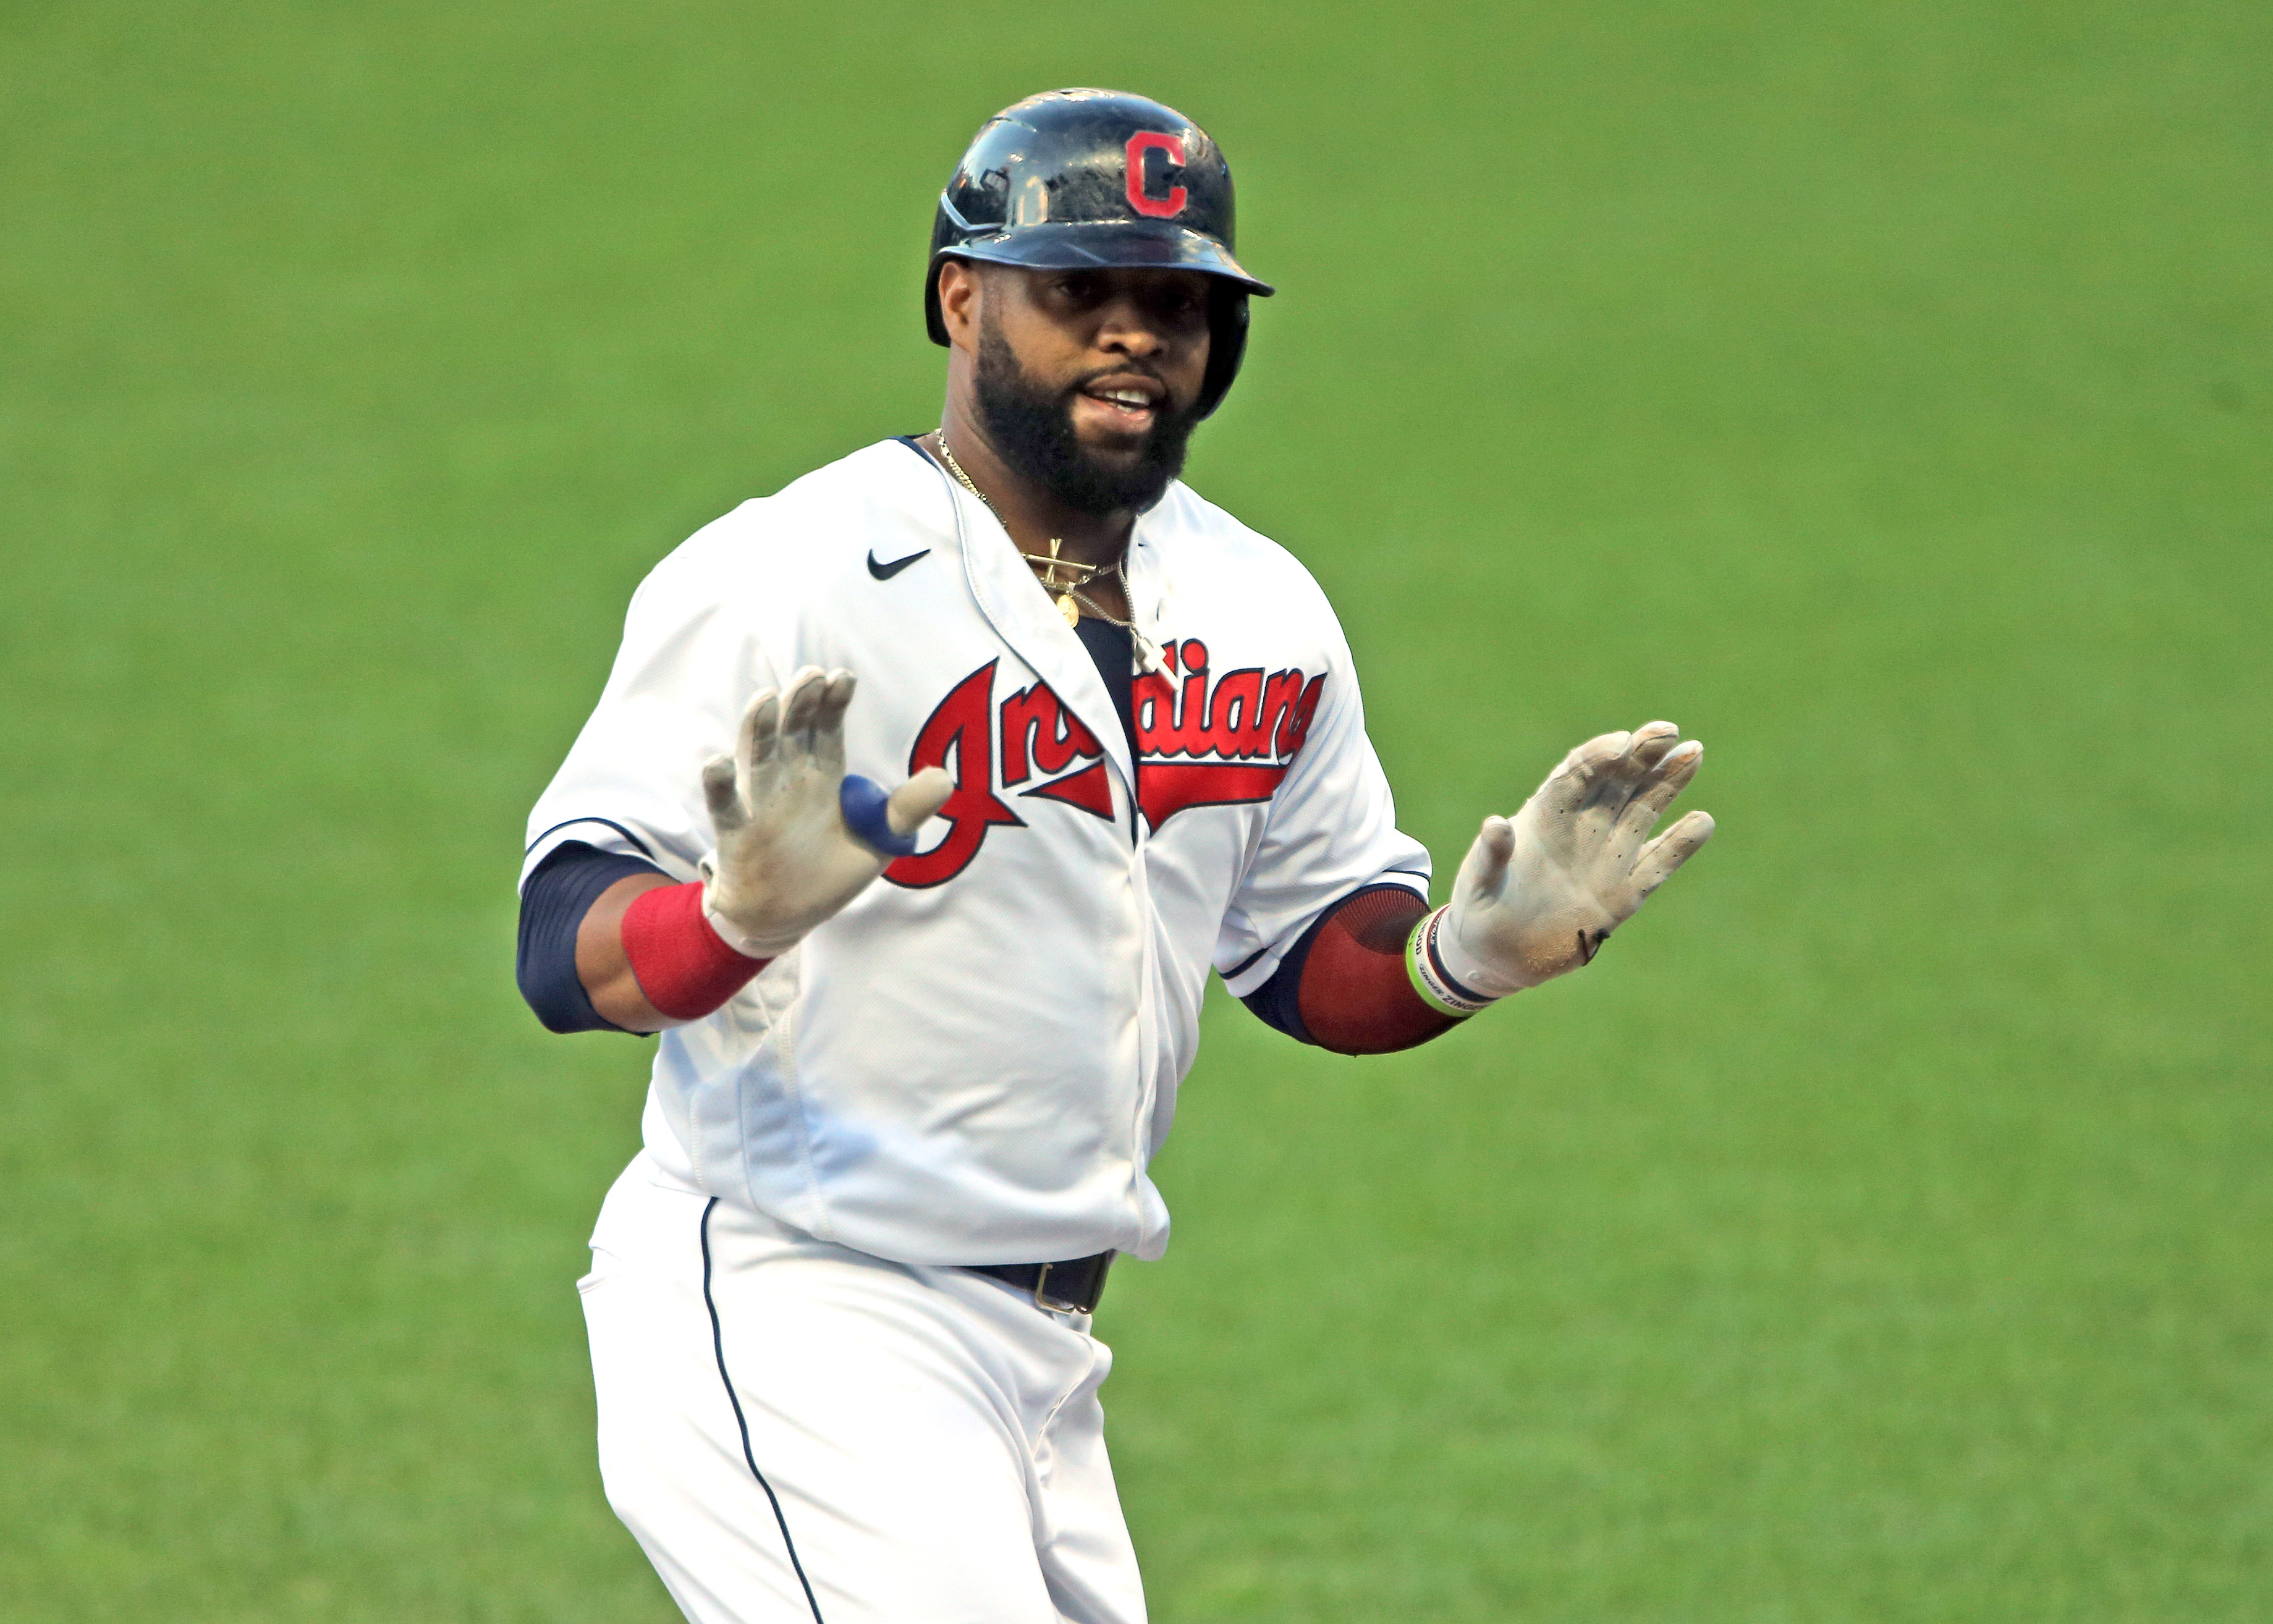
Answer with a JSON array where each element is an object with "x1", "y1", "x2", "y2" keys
[
  {"x1": 1072, "y1": 615, "x2": 1138, "y2": 765},
  {"x1": 516, "y1": 841, "x2": 666, "y2": 1033}
]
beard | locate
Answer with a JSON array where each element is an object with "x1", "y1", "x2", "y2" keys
[{"x1": 973, "y1": 310, "x2": 1201, "y2": 517}]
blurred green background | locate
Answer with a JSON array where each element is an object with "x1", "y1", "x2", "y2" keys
[{"x1": 4, "y1": 1, "x2": 2267, "y2": 1619}]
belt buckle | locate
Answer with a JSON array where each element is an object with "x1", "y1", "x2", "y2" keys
[
  {"x1": 1030, "y1": 1256, "x2": 1106, "y2": 1316},
  {"x1": 1030, "y1": 1260, "x2": 1083, "y2": 1315}
]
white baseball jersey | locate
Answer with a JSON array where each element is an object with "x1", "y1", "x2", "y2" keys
[{"x1": 523, "y1": 438, "x2": 1428, "y2": 1266}]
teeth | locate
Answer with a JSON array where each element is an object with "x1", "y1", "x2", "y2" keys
[{"x1": 1095, "y1": 390, "x2": 1151, "y2": 407}]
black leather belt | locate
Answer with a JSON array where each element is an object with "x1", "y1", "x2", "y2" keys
[{"x1": 965, "y1": 1250, "x2": 1115, "y2": 1316}]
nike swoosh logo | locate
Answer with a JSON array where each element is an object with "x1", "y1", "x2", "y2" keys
[{"x1": 867, "y1": 549, "x2": 929, "y2": 580}]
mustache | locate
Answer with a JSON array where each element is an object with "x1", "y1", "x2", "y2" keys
[{"x1": 973, "y1": 309, "x2": 1200, "y2": 516}]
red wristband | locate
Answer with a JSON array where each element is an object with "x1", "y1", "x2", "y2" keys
[{"x1": 620, "y1": 882, "x2": 771, "y2": 1021}]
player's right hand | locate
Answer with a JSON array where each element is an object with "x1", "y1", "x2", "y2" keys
[
  {"x1": 697, "y1": 666, "x2": 954, "y2": 958},
  {"x1": 1433, "y1": 722, "x2": 1714, "y2": 996}
]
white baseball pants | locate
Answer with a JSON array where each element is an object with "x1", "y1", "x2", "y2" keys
[{"x1": 578, "y1": 1154, "x2": 1149, "y2": 1624}]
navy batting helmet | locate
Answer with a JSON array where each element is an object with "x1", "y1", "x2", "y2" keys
[{"x1": 924, "y1": 89, "x2": 1273, "y2": 420}]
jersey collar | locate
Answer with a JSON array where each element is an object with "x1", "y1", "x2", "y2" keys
[{"x1": 920, "y1": 452, "x2": 1145, "y2": 802}]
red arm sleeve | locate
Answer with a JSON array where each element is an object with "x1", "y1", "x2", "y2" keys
[{"x1": 1242, "y1": 884, "x2": 1462, "y2": 1055}]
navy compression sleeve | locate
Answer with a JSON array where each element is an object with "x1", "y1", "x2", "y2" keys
[
  {"x1": 516, "y1": 840, "x2": 668, "y2": 1033},
  {"x1": 1240, "y1": 883, "x2": 1460, "y2": 1055}
]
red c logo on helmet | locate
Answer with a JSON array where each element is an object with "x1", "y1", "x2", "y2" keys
[{"x1": 1125, "y1": 132, "x2": 1188, "y2": 218}]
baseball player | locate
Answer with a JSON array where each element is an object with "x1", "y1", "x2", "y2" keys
[{"x1": 516, "y1": 88, "x2": 1712, "y2": 1624}]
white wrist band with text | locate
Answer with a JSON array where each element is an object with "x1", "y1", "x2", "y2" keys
[{"x1": 1405, "y1": 907, "x2": 1499, "y2": 1018}]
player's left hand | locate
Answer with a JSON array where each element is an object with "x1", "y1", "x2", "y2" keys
[
  {"x1": 698, "y1": 666, "x2": 954, "y2": 958},
  {"x1": 1429, "y1": 721, "x2": 1714, "y2": 997}
]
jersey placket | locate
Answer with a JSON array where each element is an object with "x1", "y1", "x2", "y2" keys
[{"x1": 933, "y1": 460, "x2": 1167, "y2": 1249}]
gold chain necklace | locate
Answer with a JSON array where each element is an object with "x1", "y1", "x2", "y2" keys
[
  {"x1": 935, "y1": 438, "x2": 1095, "y2": 626},
  {"x1": 933, "y1": 436, "x2": 1164, "y2": 672}
]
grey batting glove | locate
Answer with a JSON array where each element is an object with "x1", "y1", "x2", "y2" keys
[
  {"x1": 697, "y1": 666, "x2": 954, "y2": 958},
  {"x1": 1410, "y1": 721, "x2": 1715, "y2": 1012}
]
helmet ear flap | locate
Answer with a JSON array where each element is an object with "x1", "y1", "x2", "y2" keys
[
  {"x1": 1196, "y1": 287, "x2": 1250, "y2": 420},
  {"x1": 925, "y1": 206, "x2": 959, "y2": 347}
]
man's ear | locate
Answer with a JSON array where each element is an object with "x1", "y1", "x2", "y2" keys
[{"x1": 937, "y1": 259, "x2": 980, "y2": 352}]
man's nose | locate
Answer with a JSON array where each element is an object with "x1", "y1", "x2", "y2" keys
[{"x1": 1094, "y1": 297, "x2": 1169, "y2": 356}]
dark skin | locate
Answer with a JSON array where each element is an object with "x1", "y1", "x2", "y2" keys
[
  {"x1": 921, "y1": 258, "x2": 1214, "y2": 620},
  {"x1": 577, "y1": 261, "x2": 1214, "y2": 1033}
]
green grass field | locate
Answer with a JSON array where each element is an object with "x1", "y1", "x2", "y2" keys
[{"x1": 3, "y1": 2, "x2": 2267, "y2": 1618}]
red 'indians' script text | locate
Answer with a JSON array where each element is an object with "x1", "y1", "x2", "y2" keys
[{"x1": 887, "y1": 639, "x2": 1324, "y2": 887}]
